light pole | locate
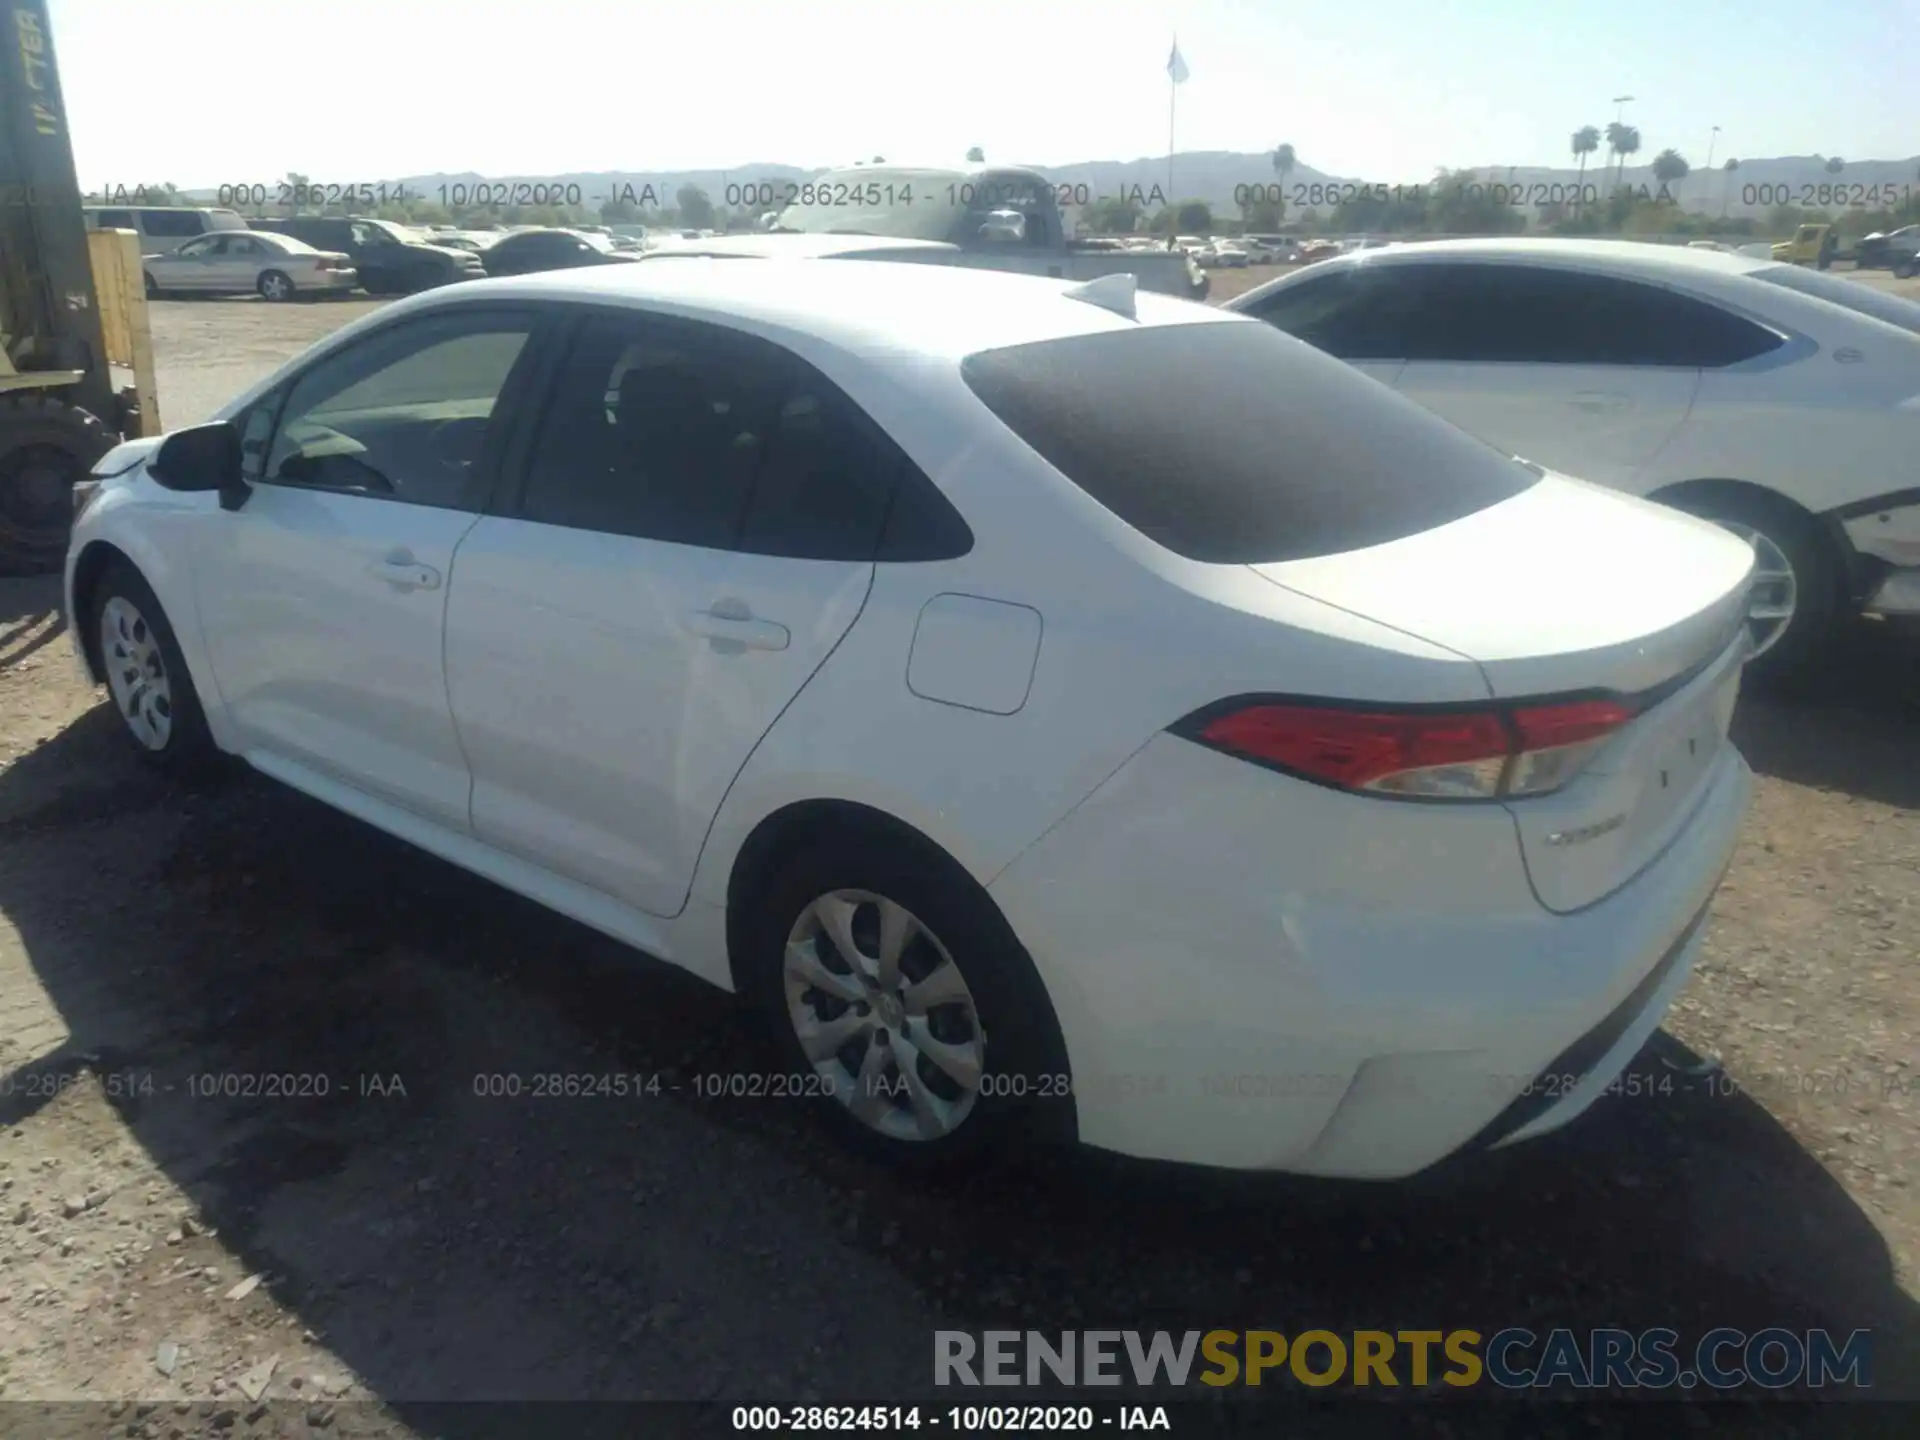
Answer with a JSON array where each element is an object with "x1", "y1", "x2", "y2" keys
[
  {"x1": 1703, "y1": 126, "x2": 1719, "y2": 212},
  {"x1": 1612, "y1": 94, "x2": 1634, "y2": 123}
]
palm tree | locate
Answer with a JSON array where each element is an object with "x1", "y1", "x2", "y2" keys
[
  {"x1": 1614, "y1": 125, "x2": 1642, "y2": 190},
  {"x1": 1272, "y1": 143, "x2": 1296, "y2": 185},
  {"x1": 1721, "y1": 157, "x2": 1739, "y2": 217},
  {"x1": 1571, "y1": 126, "x2": 1600, "y2": 209},
  {"x1": 1651, "y1": 147, "x2": 1690, "y2": 201}
]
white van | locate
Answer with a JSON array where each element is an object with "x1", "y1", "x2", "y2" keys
[{"x1": 81, "y1": 205, "x2": 249, "y2": 255}]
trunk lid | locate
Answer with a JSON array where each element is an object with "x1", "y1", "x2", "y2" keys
[{"x1": 1252, "y1": 472, "x2": 1754, "y2": 911}]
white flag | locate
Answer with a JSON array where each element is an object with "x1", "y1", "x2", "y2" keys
[{"x1": 1167, "y1": 39, "x2": 1189, "y2": 85}]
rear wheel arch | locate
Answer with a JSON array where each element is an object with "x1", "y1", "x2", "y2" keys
[
  {"x1": 1647, "y1": 477, "x2": 1852, "y2": 579},
  {"x1": 723, "y1": 796, "x2": 1077, "y2": 1156},
  {"x1": 725, "y1": 800, "x2": 974, "y2": 993}
]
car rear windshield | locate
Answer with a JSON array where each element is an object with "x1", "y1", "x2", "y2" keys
[
  {"x1": 958, "y1": 319, "x2": 1540, "y2": 564},
  {"x1": 1750, "y1": 264, "x2": 1920, "y2": 338}
]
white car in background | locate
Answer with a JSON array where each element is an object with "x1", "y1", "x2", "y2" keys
[
  {"x1": 1229, "y1": 238, "x2": 1920, "y2": 672},
  {"x1": 1210, "y1": 240, "x2": 1250, "y2": 268},
  {"x1": 68, "y1": 261, "x2": 1753, "y2": 1178},
  {"x1": 143, "y1": 231, "x2": 356, "y2": 302}
]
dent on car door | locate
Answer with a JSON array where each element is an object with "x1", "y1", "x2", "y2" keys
[
  {"x1": 444, "y1": 309, "x2": 905, "y2": 917},
  {"x1": 1385, "y1": 265, "x2": 1704, "y2": 487},
  {"x1": 194, "y1": 307, "x2": 542, "y2": 828}
]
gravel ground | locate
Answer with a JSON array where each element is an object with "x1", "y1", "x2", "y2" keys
[{"x1": 0, "y1": 278, "x2": 1914, "y2": 1436}]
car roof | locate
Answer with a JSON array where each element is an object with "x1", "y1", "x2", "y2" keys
[
  {"x1": 641, "y1": 233, "x2": 957, "y2": 260},
  {"x1": 1293, "y1": 236, "x2": 1775, "y2": 280},
  {"x1": 401, "y1": 257, "x2": 1236, "y2": 360}
]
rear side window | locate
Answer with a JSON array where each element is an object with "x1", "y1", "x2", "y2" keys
[
  {"x1": 207, "y1": 209, "x2": 248, "y2": 231},
  {"x1": 960, "y1": 320, "x2": 1539, "y2": 564},
  {"x1": 138, "y1": 210, "x2": 204, "y2": 238},
  {"x1": 518, "y1": 311, "x2": 968, "y2": 560},
  {"x1": 1245, "y1": 263, "x2": 1781, "y2": 368},
  {"x1": 1750, "y1": 263, "x2": 1920, "y2": 338},
  {"x1": 93, "y1": 209, "x2": 134, "y2": 229}
]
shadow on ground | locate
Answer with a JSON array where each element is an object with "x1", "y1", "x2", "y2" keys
[
  {"x1": 1733, "y1": 620, "x2": 1919, "y2": 809},
  {"x1": 0, "y1": 620, "x2": 1913, "y2": 1436}
]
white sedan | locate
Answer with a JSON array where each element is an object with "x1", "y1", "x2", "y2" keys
[
  {"x1": 66, "y1": 260, "x2": 1753, "y2": 1177},
  {"x1": 143, "y1": 230, "x2": 356, "y2": 301},
  {"x1": 1227, "y1": 238, "x2": 1920, "y2": 673}
]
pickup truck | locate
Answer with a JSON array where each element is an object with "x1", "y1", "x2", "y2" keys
[{"x1": 647, "y1": 165, "x2": 1209, "y2": 300}]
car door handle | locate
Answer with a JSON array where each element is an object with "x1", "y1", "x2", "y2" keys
[
  {"x1": 682, "y1": 605, "x2": 790, "y2": 651},
  {"x1": 368, "y1": 557, "x2": 441, "y2": 591},
  {"x1": 1570, "y1": 390, "x2": 1631, "y2": 412}
]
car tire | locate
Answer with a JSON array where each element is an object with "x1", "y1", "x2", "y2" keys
[
  {"x1": 0, "y1": 392, "x2": 113, "y2": 575},
  {"x1": 1665, "y1": 488, "x2": 1844, "y2": 682},
  {"x1": 739, "y1": 825, "x2": 1073, "y2": 1170},
  {"x1": 89, "y1": 560, "x2": 223, "y2": 779},
  {"x1": 143, "y1": 272, "x2": 159, "y2": 299},
  {"x1": 1895, "y1": 256, "x2": 1918, "y2": 280},
  {"x1": 257, "y1": 270, "x2": 295, "y2": 302}
]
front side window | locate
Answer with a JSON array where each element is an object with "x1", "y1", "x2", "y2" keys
[
  {"x1": 518, "y1": 311, "x2": 952, "y2": 560},
  {"x1": 262, "y1": 311, "x2": 534, "y2": 510},
  {"x1": 173, "y1": 236, "x2": 217, "y2": 260}
]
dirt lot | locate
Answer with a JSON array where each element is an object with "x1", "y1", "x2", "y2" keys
[{"x1": 0, "y1": 281, "x2": 1915, "y2": 1435}]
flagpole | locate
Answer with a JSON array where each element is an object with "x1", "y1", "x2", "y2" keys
[{"x1": 1167, "y1": 36, "x2": 1177, "y2": 244}]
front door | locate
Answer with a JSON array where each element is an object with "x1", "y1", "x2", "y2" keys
[{"x1": 194, "y1": 306, "x2": 541, "y2": 830}]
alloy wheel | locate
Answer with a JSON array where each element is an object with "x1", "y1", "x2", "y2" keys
[
  {"x1": 1714, "y1": 521, "x2": 1797, "y2": 659},
  {"x1": 260, "y1": 273, "x2": 292, "y2": 301},
  {"x1": 783, "y1": 889, "x2": 986, "y2": 1143},
  {"x1": 100, "y1": 595, "x2": 173, "y2": 750}
]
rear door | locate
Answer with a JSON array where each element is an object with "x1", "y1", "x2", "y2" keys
[
  {"x1": 445, "y1": 307, "x2": 909, "y2": 916},
  {"x1": 1383, "y1": 263, "x2": 1709, "y2": 489}
]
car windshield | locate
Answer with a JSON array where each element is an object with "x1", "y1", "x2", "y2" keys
[
  {"x1": 1751, "y1": 263, "x2": 1920, "y2": 337},
  {"x1": 961, "y1": 318, "x2": 1539, "y2": 564}
]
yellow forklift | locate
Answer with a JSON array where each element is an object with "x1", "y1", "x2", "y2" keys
[{"x1": 2, "y1": 0, "x2": 159, "y2": 575}]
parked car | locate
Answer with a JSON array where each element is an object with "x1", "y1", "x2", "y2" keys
[
  {"x1": 82, "y1": 204, "x2": 248, "y2": 256},
  {"x1": 67, "y1": 260, "x2": 1754, "y2": 1176},
  {"x1": 1296, "y1": 238, "x2": 1344, "y2": 264},
  {"x1": 142, "y1": 230, "x2": 355, "y2": 301},
  {"x1": 1771, "y1": 223, "x2": 1837, "y2": 270},
  {"x1": 1853, "y1": 224, "x2": 1920, "y2": 278},
  {"x1": 249, "y1": 216, "x2": 482, "y2": 293},
  {"x1": 477, "y1": 228, "x2": 641, "y2": 277},
  {"x1": 1227, "y1": 238, "x2": 1920, "y2": 671},
  {"x1": 1210, "y1": 240, "x2": 1250, "y2": 268}
]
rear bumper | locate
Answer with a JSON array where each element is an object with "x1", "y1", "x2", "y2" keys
[
  {"x1": 294, "y1": 270, "x2": 358, "y2": 292},
  {"x1": 987, "y1": 734, "x2": 1753, "y2": 1177}
]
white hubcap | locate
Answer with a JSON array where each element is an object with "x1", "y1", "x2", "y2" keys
[
  {"x1": 100, "y1": 596, "x2": 173, "y2": 750},
  {"x1": 783, "y1": 889, "x2": 985, "y2": 1143},
  {"x1": 1714, "y1": 521, "x2": 1797, "y2": 659}
]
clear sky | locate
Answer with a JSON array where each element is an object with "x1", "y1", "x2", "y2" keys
[{"x1": 45, "y1": 0, "x2": 1919, "y2": 189}]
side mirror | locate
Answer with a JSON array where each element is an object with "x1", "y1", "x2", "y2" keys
[{"x1": 147, "y1": 421, "x2": 249, "y2": 510}]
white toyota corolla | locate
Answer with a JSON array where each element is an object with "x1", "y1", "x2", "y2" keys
[{"x1": 66, "y1": 260, "x2": 1755, "y2": 1177}]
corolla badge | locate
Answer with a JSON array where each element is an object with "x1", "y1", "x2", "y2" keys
[{"x1": 1544, "y1": 813, "x2": 1628, "y2": 847}]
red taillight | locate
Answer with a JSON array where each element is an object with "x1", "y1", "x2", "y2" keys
[{"x1": 1186, "y1": 697, "x2": 1636, "y2": 801}]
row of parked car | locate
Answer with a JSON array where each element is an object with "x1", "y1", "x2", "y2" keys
[{"x1": 82, "y1": 204, "x2": 689, "y2": 302}]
